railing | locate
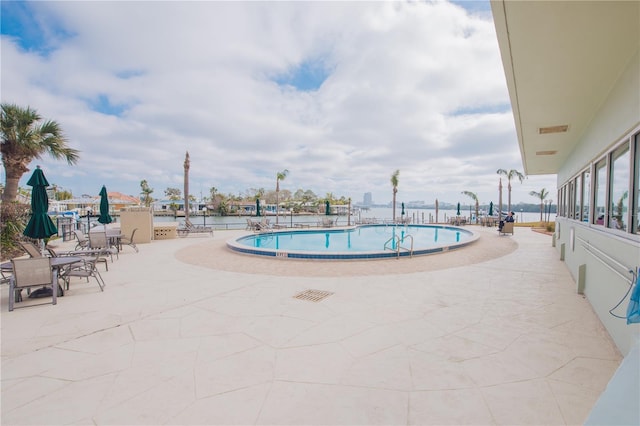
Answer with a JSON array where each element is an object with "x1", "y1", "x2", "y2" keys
[
  {"x1": 577, "y1": 237, "x2": 636, "y2": 285},
  {"x1": 383, "y1": 234, "x2": 414, "y2": 258},
  {"x1": 577, "y1": 236, "x2": 638, "y2": 320}
]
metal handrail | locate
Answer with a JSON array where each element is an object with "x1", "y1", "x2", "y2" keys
[
  {"x1": 400, "y1": 234, "x2": 414, "y2": 258},
  {"x1": 383, "y1": 234, "x2": 414, "y2": 258},
  {"x1": 383, "y1": 235, "x2": 400, "y2": 254},
  {"x1": 576, "y1": 236, "x2": 635, "y2": 285}
]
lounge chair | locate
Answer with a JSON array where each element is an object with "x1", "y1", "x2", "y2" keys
[
  {"x1": 318, "y1": 217, "x2": 334, "y2": 228},
  {"x1": 255, "y1": 219, "x2": 273, "y2": 232},
  {"x1": 177, "y1": 219, "x2": 213, "y2": 237}
]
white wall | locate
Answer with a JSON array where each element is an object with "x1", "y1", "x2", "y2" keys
[{"x1": 554, "y1": 50, "x2": 640, "y2": 355}]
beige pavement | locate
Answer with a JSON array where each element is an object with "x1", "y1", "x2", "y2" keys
[{"x1": 1, "y1": 225, "x2": 621, "y2": 425}]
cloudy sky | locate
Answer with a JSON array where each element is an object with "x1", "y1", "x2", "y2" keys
[{"x1": 1, "y1": 0, "x2": 556, "y2": 206}]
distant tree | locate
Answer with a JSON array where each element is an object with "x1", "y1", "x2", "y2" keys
[
  {"x1": 140, "y1": 179, "x2": 154, "y2": 207},
  {"x1": 529, "y1": 188, "x2": 549, "y2": 222},
  {"x1": 216, "y1": 196, "x2": 229, "y2": 216},
  {"x1": 165, "y1": 187, "x2": 182, "y2": 200},
  {"x1": 390, "y1": 169, "x2": 399, "y2": 221},
  {"x1": 275, "y1": 169, "x2": 289, "y2": 224},
  {"x1": 461, "y1": 190, "x2": 479, "y2": 223},
  {"x1": 497, "y1": 169, "x2": 526, "y2": 213},
  {"x1": 1, "y1": 103, "x2": 80, "y2": 203},
  {"x1": 55, "y1": 189, "x2": 73, "y2": 201},
  {"x1": 246, "y1": 187, "x2": 265, "y2": 200}
]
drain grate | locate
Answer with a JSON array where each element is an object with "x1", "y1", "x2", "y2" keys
[{"x1": 294, "y1": 289, "x2": 334, "y2": 302}]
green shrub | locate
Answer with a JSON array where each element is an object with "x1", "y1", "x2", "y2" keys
[{"x1": 0, "y1": 202, "x2": 30, "y2": 260}]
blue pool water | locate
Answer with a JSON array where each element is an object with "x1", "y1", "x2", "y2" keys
[{"x1": 227, "y1": 224, "x2": 478, "y2": 259}]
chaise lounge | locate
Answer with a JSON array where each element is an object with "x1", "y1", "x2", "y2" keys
[{"x1": 177, "y1": 219, "x2": 213, "y2": 237}]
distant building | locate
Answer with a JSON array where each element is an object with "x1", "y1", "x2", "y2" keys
[{"x1": 363, "y1": 192, "x2": 372, "y2": 206}]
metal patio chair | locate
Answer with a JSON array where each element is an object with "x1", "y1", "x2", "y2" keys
[{"x1": 8, "y1": 257, "x2": 57, "y2": 311}]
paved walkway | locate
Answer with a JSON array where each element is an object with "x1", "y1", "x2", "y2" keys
[{"x1": 1, "y1": 226, "x2": 621, "y2": 425}]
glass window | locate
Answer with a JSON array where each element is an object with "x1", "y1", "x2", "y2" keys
[
  {"x1": 594, "y1": 160, "x2": 607, "y2": 225},
  {"x1": 633, "y1": 134, "x2": 639, "y2": 234},
  {"x1": 574, "y1": 176, "x2": 581, "y2": 220},
  {"x1": 567, "y1": 181, "x2": 574, "y2": 218},
  {"x1": 608, "y1": 145, "x2": 630, "y2": 231},
  {"x1": 582, "y1": 170, "x2": 590, "y2": 222}
]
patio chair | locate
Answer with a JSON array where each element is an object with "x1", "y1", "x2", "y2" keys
[
  {"x1": 119, "y1": 228, "x2": 139, "y2": 253},
  {"x1": 19, "y1": 241, "x2": 44, "y2": 258},
  {"x1": 88, "y1": 231, "x2": 118, "y2": 269},
  {"x1": 8, "y1": 257, "x2": 57, "y2": 311},
  {"x1": 59, "y1": 257, "x2": 105, "y2": 292},
  {"x1": 73, "y1": 230, "x2": 89, "y2": 250},
  {"x1": 499, "y1": 221, "x2": 514, "y2": 235},
  {"x1": 46, "y1": 248, "x2": 104, "y2": 291}
]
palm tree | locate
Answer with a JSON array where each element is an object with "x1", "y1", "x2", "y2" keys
[
  {"x1": 496, "y1": 169, "x2": 525, "y2": 213},
  {"x1": 461, "y1": 191, "x2": 479, "y2": 224},
  {"x1": 183, "y1": 151, "x2": 190, "y2": 220},
  {"x1": 390, "y1": 169, "x2": 399, "y2": 222},
  {"x1": 1, "y1": 103, "x2": 79, "y2": 203},
  {"x1": 275, "y1": 169, "x2": 289, "y2": 224},
  {"x1": 529, "y1": 188, "x2": 549, "y2": 223},
  {"x1": 140, "y1": 180, "x2": 154, "y2": 207}
]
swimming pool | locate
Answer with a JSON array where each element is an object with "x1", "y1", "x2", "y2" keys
[{"x1": 226, "y1": 224, "x2": 478, "y2": 259}]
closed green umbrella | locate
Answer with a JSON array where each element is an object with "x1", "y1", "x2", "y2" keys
[
  {"x1": 456, "y1": 202, "x2": 461, "y2": 216},
  {"x1": 489, "y1": 201, "x2": 494, "y2": 216},
  {"x1": 401, "y1": 202, "x2": 405, "y2": 216},
  {"x1": 97, "y1": 186, "x2": 113, "y2": 224},
  {"x1": 23, "y1": 166, "x2": 58, "y2": 241},
  {"x1": 256, "y1": 199, "x2": 261, "y2": 217},
  {"x1": 325, "y1": 200, "x2": 330, "y2": 215}
]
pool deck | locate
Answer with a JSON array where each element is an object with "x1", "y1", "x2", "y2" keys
[{"x1": 1, "y1": 225, "x2": 622, "y2": 425}]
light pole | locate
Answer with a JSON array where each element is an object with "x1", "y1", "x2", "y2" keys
[{"x1": 203, "y1": 207, "x2": 207, "y2": 227}]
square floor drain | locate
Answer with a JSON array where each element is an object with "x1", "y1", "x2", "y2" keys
[{"x1": 294, "y1": 289, "x2": 334, "y2": 302}]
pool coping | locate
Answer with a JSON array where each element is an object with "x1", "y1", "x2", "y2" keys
[{"x1": 226, "y1": 224, "x2": 480, "y2": 260}]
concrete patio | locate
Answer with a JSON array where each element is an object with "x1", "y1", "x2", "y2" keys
[{"x1": 1, "y1": 226, "x2": 622, "y2": 425}]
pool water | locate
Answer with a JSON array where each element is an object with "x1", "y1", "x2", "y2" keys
[{"x1": 227, "y1": 224, "x2": 478, "y2": 259}]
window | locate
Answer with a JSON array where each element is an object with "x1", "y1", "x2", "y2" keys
[
  {"x1": 633, "y1": 134, "x2": 640, "y2": 234},
  {"x1": 608, "y1": 145, "x2": 630, "y2": 231},
  {"x1": 582, "y1": 170, "x2": 590, "y2": 222},
  {"x1": 568, "y1": 180, "x2": 575, "y2": 219},
  {"x1": 594, "y1": 160, "x2": 607, "y2": 225},
  {"x1": 574, "y1": 175, "x2": 581, "y2": 220}
]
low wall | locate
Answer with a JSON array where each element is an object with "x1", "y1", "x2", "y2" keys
[{"x1": 154, "y1": 224, "x2": 178, "y2": 240}]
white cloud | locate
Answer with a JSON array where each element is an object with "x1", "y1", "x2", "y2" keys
[{"x1": 1, "y1": 1, "x2": 557, "y2": 205}]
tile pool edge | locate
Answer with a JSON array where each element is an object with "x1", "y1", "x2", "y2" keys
[{"x1": 226, "y1": 225, "x2": 480, "y2": 260}]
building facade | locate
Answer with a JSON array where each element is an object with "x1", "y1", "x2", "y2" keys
[{"x1": 492, "y1": 0, "x2": 639, "y2": 355}]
